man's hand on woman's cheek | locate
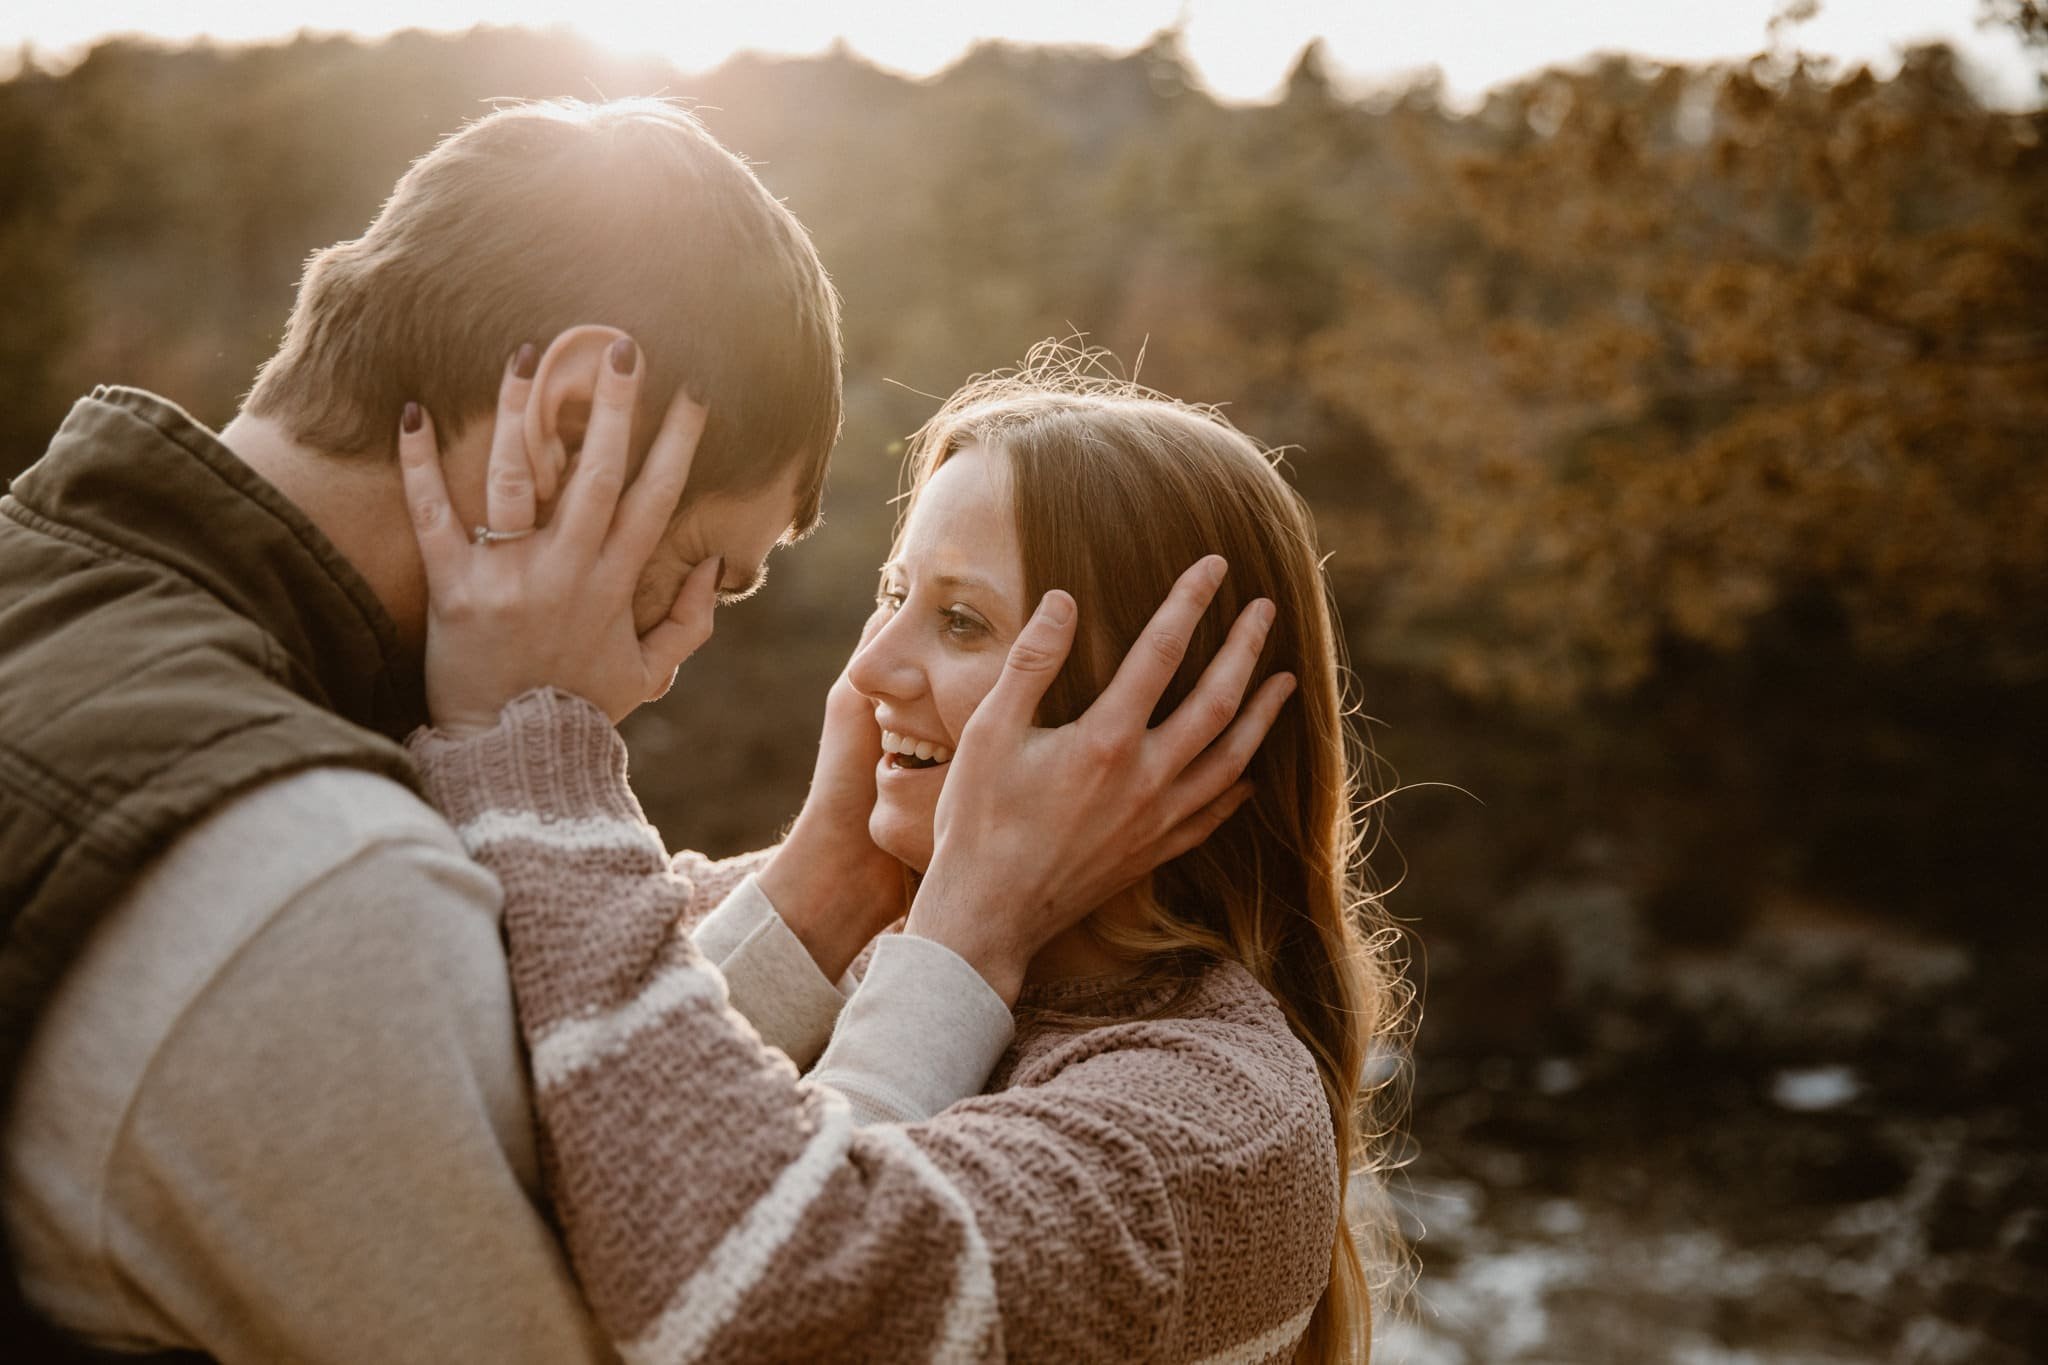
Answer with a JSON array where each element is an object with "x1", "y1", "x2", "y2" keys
[
  {"x1": 759, "y1": 610, "x2": 911, "y2": 981},
  {"x1": 906, "y1": 555, "x2": 1295, "y2": 1004}
]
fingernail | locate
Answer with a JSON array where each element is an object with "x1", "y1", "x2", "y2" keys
[
  {"x1": 1041, "y1": 591, "x2": 1075, "y2": 625},
  {"x1": 1207, "y1": 556, "x2": 1228, "y2": 586},
  {"x1": 401, "y1": 402, "x2": 422, "y2": 434},
  {"x1": 609, "y1": 336, "x2": 637, "y2": 375},
  {"x1": 1280, "y1": 672, "x2": 1299, "y2": 698},
  {"x1": 1256, "y1": 598, "x2": 1277, "y2": 629},
  {"x1": 512, "y1": 343, "x2": 538, "y2": 380}
]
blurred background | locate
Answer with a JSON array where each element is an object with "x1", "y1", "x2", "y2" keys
[{"x1": 3, "y1": 2, "x2": 2043, "y2": 1360}]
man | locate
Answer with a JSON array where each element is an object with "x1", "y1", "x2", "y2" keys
[{"x1": 0, "y1": 99, "x2": 1268, "y2": 1362}]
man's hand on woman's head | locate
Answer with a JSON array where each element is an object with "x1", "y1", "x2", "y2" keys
[
  {"x1": 396, "y1": 333, "x2": 721, "y2": 735},
  {"x1": 907, "y1": 555, "x2": 1296, "y2": 1004}
]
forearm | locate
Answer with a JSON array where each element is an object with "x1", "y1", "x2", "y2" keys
[
  {"x1": 689, "y1": 872, "x2": 851, "y2": 1069},
  {"x1": 756, "y1": 834, "x2": 891, "y2": 983},
  {"x1": 410, "y1": 689, "x2": 1007, "y2": 1358},
  {"x1": 406, "y1": 707, "x2": 839, "y2": 1064}
]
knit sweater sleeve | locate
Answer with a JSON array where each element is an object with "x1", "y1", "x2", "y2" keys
[
  {"x1": 409, "y1": 689, "x2": 1337, "y2": 1365},
  {"x1": 416, "y1": 695, "x2": 842, "y2": 1062},
  {"x1": 671, "y1": 846, "x2": 774, "y2": 928}
]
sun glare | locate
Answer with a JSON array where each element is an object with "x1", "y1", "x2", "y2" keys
[{"x1": 3, "y1": 0, "x2": 2038, "y2": 105}]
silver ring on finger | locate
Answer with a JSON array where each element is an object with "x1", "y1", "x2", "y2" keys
[{"x1": 472, "y1": 525, "x2": 538, "y2": 546}]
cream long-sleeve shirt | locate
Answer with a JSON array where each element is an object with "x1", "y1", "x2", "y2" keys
[{"x1": 2, "y1": 764, "x2": 1013, "y2": 1362}]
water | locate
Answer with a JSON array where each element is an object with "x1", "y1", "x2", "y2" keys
[{"x1": 1376, "y1": 1100, "x2": 2044, "y2": 1364}]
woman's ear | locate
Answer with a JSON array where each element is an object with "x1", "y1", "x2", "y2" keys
[{"x1": 523, "y1": 325, "x2": 632, "y2": 505}]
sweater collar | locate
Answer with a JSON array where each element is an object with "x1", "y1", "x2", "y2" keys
[{"x1": 11, "y1": 386, "x2": 426, "y2": 739}]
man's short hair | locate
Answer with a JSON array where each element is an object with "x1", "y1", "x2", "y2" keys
[{"x1": 246, "y1": 98, "x2": 841, "y2": 531}]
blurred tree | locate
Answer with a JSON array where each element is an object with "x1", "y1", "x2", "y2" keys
[
  {"x1": 3, "y1": 26, "x2": 2040, "y2": 947},
  {"x1": 1305, "y1": 51, "x2": 2048, "y2": 705},
  {"x1": 1982, "y1": 0, "x2": 2048, "y2": 50}
]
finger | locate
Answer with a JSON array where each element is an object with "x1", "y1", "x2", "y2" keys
[
  {"x1": 637, "y1": 554, "x2": 721, "y2": 694},
  {"x1": 1093, "y1": 555, "x2": 1227, "y2": 730},
  {"x1": 1152, "y1": 596, "x2": 1277, "y2": 763},
  {"x1": 485, "y1": 343, "x2": 540, "y2": 535},
  {"x1": 395, "y1": 401, "x2": 467, "y2": 587},
  {"x1": 556, "y1": 334, "x2": 641, "y2": 550},
  {"x1": 1144, "y1": 779, "x2": 1256, "y2": 868},
  {"x1": 606, "y1": 390, "x2": 706, "y2": 579},
  {"x1": 1165, "y1": 671, "x2": 1297, "y2": 824},
  {"x1": 968, "y1": 590, "x2": 1077, "y2": 737}
]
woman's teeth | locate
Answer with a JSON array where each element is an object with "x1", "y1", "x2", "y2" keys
[{"x1": 881, "y1": 730, "x2": 951, "y2": 769}]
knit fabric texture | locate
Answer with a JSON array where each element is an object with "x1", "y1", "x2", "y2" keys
[{"x1": 408, "y1": 688, "x2": 1339, "y2": 1364}]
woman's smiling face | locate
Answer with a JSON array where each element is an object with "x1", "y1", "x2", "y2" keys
[{"x1": 847, "y1": 444, "x2": 1024, "y2": 872}]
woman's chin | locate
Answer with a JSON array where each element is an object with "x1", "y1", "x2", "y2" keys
[{"x1": 868, "y1": 807, "x2": 933, "y2": 876}]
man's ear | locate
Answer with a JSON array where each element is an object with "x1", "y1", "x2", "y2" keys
[{"x1": 523, "y1": 325, "x2": 632, "y2": 505}]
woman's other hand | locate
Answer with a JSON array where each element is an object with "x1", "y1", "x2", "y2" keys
[
  {"x1": 758, "y1": 610, "x2": 910, "y2": 981},
  {"x1": 396, "y1": 334, "x2": 721, "y2": 734}
]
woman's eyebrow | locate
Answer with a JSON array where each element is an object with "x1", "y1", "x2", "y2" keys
[
  {"x1": 931, "y1": 571, "x2": 999, "y2": 595},
  {"x1": 881, "y1": 561, "x2": 1003, "y2": 597}
]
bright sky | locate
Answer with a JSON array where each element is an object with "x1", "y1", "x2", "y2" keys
[{"x1": 4, "y1": 0, "x2": 2038, "y2": 106}]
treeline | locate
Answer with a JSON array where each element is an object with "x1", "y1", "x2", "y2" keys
[{"x1": 4, "y1": 28, "x2": 2043, "y2": 1021}]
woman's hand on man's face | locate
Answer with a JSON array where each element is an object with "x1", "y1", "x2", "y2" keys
[
  {"x1": 907, "y1": 556, "x2": 1296, "y2": 1005},
  {"x1": 396, "y1": 334, "x2": 721, "y2": 734}
]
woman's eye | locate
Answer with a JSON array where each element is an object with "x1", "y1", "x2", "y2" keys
[
  {"x1": 940, "y1": 605, "x2": 987, "y2": 640},
  {"x1": 875, "y1": 587, "x2": 905, "y2": 612}
]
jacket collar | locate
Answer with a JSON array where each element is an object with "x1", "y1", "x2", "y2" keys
[{"x1": 9, "y1": 386, "x2": 426, "y2": 738}]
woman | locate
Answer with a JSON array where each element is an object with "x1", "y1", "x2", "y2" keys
[{"x1": 399, "y1": 343, "x2": 1409, "y2": 1363}]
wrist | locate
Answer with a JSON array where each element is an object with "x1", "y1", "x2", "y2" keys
[
  {"x1": 904, "y1": 863, "x2": 1032, "y2": 1006},
  {"x1": 408, "y1": 687, "x2": 640, "y2": 828},
  {"x1": 760, "y1": 825, "x2": 894, "y2": 981}
]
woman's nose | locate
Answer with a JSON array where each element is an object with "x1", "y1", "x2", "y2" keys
[{"x1": 847, "y1": 605, "x2": 923, "y2": 703}]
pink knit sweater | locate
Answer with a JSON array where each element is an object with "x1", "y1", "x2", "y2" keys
[{"x1": 409, "y1": 688, "x2": 1339, "y2": 1364}]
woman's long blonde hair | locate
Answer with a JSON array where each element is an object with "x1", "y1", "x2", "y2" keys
[{"x1": 900, "y1": 344, "x2": 1414, "y2": 1363}]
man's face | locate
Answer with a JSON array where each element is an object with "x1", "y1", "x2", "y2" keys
[{"x1": 629, "y1": 461, "x2": 808, "y2": 633}]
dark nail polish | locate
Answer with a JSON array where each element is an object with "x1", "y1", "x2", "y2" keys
[
  {"x1": 512, "y1": 343, "x2": 538, "y2": 379},
  {"x1": 401, "y1": 402, "x2": 422, "y2": 434},
  {"x1": 609, "y1": 337, "x2": 637, "y2": 376}
]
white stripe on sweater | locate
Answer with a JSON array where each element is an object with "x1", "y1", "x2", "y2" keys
[
  {"x1": 1190, "y1": 1298, "x2": 1319, "y2": 1365},
  {"x1": 530, "y1": 959, "x2": 729, "y2": 1091},
  {"x1": 623, "y1": 1090, "x2": 856, "y2": 1365},
  {"x1": 458, "y1": 809, "x2": 660, "y2": 857},
  {"x1": 862, "y1": 1124, "x2": 999, "y2": 1363}
]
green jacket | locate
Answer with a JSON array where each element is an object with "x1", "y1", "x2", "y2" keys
[{"x1": 0, "y1": 387, "x2": 424, "y2": 1359}]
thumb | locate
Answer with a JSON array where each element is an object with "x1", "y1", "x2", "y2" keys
[
  {"x1": 973, "y1": 589, "x2": 1076, "y2": 736},
  {"x1": 638, "y1": 555, "x2": 721, "y2": 699}
]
